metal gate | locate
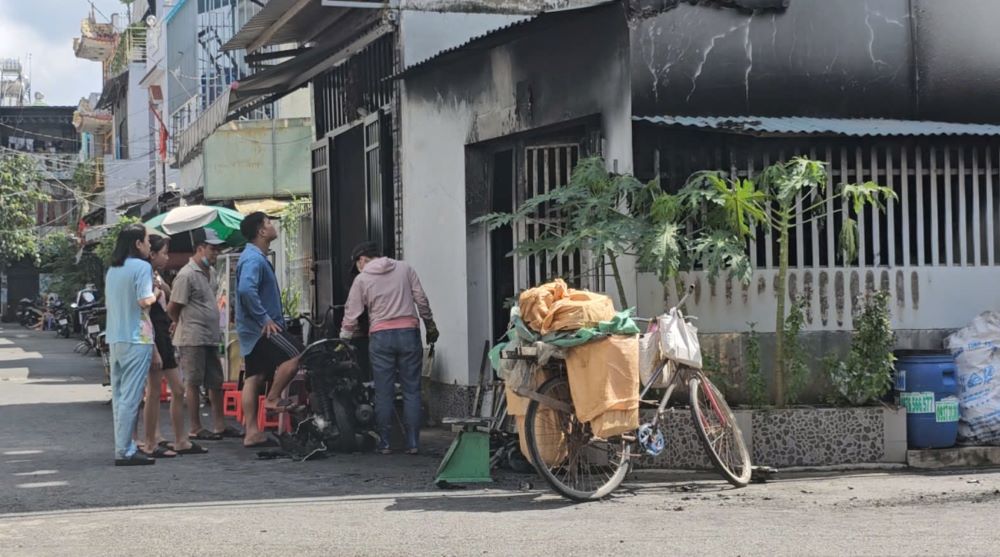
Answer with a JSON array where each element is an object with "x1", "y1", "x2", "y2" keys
[
  {"x1": 311, "y1": 137, "x2": 333, "y2": 317},
  {"x1": 515, "y1": 143, "x2": 606, "y2": 292}
]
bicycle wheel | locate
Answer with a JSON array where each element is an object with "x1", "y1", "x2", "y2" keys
[
  {"x1": 689, "y1": 374, "x2": 752, "y2": 487},
  {"x1": 524, "y1": 375, "x2": 631, "y2": 502}
]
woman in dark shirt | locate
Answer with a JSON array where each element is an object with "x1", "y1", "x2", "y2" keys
[{"x1": 140, "y1": 235, "x2": 207, "y2": 457}]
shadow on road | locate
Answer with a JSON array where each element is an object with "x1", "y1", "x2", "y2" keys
[{"x1": 385, "y1": 492, "x2": 574, "y2": 513}]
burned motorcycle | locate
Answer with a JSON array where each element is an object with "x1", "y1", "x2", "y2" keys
[{"x1": 277, "y1": 338, "x2": 377, "y2": 460}]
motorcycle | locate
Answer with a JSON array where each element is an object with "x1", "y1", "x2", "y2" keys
[
  {"x1": 51, "y1": 301, "x2": 72, "y2": 338},
  {"x1": 72, "y1": 287, "x2": 99, "y2": 334},
  {"x1": 17, "y1": 298, "x2": 43, "y2": 328},
  {"x1": 277, "y1": 310, "x2": 377, "y2": 459},
  {"x1": 75, "y1": 306, "x2": 105, "y2": 356}
]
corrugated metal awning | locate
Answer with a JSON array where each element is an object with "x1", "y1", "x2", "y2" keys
[
  {"x1": 176, "y1": 21, "x2": 390, "y2": 167},
  {"x1": 222, "y1": 0, "x2": 338, "y2": 52},
  {"x1": 633, "y1": 116, "x2": 1000, "y2": 137}
]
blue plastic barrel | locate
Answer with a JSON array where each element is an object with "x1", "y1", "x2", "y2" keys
[{"x1": 895, "y1": 350, "x2": 959, "y2": 449}]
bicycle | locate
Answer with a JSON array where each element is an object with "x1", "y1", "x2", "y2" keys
[{"x1": 513, "y1": 285, "x2": 752, "y2": 502}]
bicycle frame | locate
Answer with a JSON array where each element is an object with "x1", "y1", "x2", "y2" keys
[{"x1": 635, "y1": 284, "x2": 726, "y2": 429}]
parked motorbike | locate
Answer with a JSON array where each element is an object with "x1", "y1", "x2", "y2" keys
[
  {"x1": 17, "y1": 298, "x2": 44, "y2": 328},
  {"x1": 75, "y1": 306, "x2": 106, "y2": 356},
  {"x1": 51, "y1": 301, "x2": 72, "y2": 338},
  {"x1": 72, "y1": 287, "x2": 99, "y2": 334},
  {"x1": 276, "y1": 308, "x2": 377, "y2": 459}
]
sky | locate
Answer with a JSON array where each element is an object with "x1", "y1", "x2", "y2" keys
[{"x1": 0, "y1": 0, "x2": 125, "y2": 107}]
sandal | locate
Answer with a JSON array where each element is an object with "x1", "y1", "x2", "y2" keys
[
  {"x1": 172, "y1": 442, "x2": 208, "y2": 455},
  {"x1": 265, "y1": 398, "x2": 306, "y2": 413},
  {"x1": 405, "y1": 448, "x2": 419, "y2": 456},
  {"x1": 214, "y1": 426, "x2": 244, "y2": 439},
  {"x1": 377, "y1": 448, "x2": 393, "y2": 455},
  {"x1": 191, "y1": 430, "x2": 223, "y2": 441},
  {"x1": 146, "y1": 446, "x2": 178, "y2": 458}
]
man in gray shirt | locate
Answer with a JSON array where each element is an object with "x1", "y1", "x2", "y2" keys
[{"x1": 168, "y1": 228, "x2": 239, "y2": 440}]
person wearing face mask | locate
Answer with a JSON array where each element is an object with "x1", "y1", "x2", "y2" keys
[
  {"x1": 139, "y1": 235, "x2": 206, "y2": 458},
  {"x1": 168, "y1": 228, "x2": 241, "y2": 441}
]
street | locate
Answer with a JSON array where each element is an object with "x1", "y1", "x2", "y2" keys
[{"x1": 0, "y1": 327, "x2": 997, "y2": 556}]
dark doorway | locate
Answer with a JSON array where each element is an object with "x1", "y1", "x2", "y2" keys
[
  {"x1": 331, "y1": 124, "x2": 368, "y2": 324},
  {"x1": 490, "y1": 150, "x2": 515, "y2": 342}
]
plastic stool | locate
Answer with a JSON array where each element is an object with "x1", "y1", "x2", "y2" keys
[
  {"x1": 222, "y1": 381, "x2": 238, "y2": 392},
  {"x1": 257, "y1": 396, "x2": 291, "y2": 433},
  {"x1": 159, "y1": 377, "x2": 171, "y2": 403},
  {"x1": 223, "y1": 389, "x2": 241, "y2": 418}
]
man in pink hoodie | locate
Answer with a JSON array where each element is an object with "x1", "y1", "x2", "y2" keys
[{"x1": 340, "y1": 242, "x2": 438, "y2": 454}]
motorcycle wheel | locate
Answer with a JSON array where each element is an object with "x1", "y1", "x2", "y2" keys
[{"x1": 331, "y1": 394, "x2": 358, "y2": 453}]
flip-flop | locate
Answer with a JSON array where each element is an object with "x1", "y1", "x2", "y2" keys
[
  {"x1": 146, "y1": 446, "x2": 178, "y2": 458},
  {"x1": 214, "y1": 426, "x2": 244, "y2": 439},
  {"x1": 172, "y1": 442, "x2": 208, "y2": 455},
  {"x1": 244, "y1": 438, "x2": 279, "y2": 449},
  {"x1": 265, "y1": 398, "x2": 306, "y2": 413},
  {"x1": 191, "y1": 430, "x2": 223, "y2": 441}
]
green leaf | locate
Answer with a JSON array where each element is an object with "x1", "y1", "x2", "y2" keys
[{"x1": 839, "y1": 217, "x2": 859, "y2": 264}]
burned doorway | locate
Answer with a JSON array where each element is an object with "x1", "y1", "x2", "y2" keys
[
  {"x1": 473, "y1": 121, "x2": 602, "y2": 343},
  {"x1": 490, "y1": 150, "x2": 515, "y2": 340}
]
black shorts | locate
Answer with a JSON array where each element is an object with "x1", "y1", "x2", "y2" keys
[
  {"x1": 245, "y1": 331, "x2": 304, "y2": 380},
  {"x1": 152, "y1": 324, "x2": 178, "y2": 370}
]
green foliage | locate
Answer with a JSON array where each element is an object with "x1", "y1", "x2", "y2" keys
[
  {"x1": 745, "y1": 322, "x2": 768, "y2": 408},
  {"x1": 476, "y1": 157, "x2": 650, "y2": 305},
  {"x1": 826, "y1": 290, "x2": 896, "y2": 406},
  {"x1": 281, "y1": 287, "x2": 302, "y2": 319},
  {"x1": 278, "y1": 196, "x2": 312, "y2": 317},
  {"x1": 95, "y1": 217, "x2": 141, "y2": 266},
  {"x1": 39, "y1": 232, "x2": 103, "y2": 302},
  {"x1": 701, "y1": 348, "x2": 735, "y2": 400},
  {"x1": 683, "y1": 156, "x2": 895, "y2": 406},
  {"x1": 475, "y1": 157, "x2": 751, "y2": 306},
  {"x1": 783, "y1": 297, "x2": 810, "y2": 405},
  {"x1": 0, "y1": 153, "x2": 51, "y2": 265}
]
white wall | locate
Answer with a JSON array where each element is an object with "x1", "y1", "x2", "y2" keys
[
  {"x1": 400, "y1": 6, "x2": 632, "y2": 386},
  {"x1": 401, "y1": 95, "x2": 475, "y2": 385},
  {"x1": 126, "y1": 63, "x2": 151, "y2": 164}
]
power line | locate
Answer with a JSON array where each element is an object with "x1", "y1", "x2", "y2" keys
[{"x1": 0, "y1": 121, "x2": 80, "y2": 144}]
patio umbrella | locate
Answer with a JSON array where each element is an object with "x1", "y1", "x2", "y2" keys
[{"x1": 145, "y1": 205, "x2": 246, "y2": 246}]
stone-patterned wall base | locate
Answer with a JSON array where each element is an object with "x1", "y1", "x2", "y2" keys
[
  {"x1": 635, "y1": 406, "x2": 907, "y2": 469},
  {"x1": 425, "y1": 381, "x2": 475, "y2": 426}
]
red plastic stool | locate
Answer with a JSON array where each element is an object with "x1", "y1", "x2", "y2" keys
[
  {"x1": 222, "y1": 381, "x2": 238, "y2": 392},
  {"x1": 159, "y1": 377, "x2": 171, "y2": 403},
  {"x1": 257, "y1": 396, "x2": 291, "y2": 433},
  {"x1": 223, "y1": 389, "x2": 241, "y2": 418}
]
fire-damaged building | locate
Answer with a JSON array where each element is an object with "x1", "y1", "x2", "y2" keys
[
  {"x1": 398, "y1": 0, "x2": 1000, "y2": 406},
  {"x1": 193, "y1": 0, "x2": 1000, "y2": 412}
]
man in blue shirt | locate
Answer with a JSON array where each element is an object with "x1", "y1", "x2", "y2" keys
[
  {"x1": 236, "y1": 212, "x2": 305, "y2": 448},
  {"x1": 105, "y1": 224, "x2": 157, "y2": 466}
]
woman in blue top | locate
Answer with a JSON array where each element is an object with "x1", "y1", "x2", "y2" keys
[{"x1": 104, "y1": 224, "x2": 158, "y2": 466}]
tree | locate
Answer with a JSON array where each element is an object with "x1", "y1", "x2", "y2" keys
[
  {"x1": 475, "y1": 157, "x2": 650, "y2": 307},
  {"x1": 474, "y1": 157, "x2": 749, "y2": 309},
  {"x1": 39, "y1": 232, "x2": 102, "y2": 302},
  {"x1": 682, "y1": 157, "x2": 895, "y2": 406},
  {"x1": 0, "y1": 153, "x2": 51, "y2": 265}
]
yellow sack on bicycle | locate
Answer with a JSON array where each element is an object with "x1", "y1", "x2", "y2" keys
[
  {"x1": 518, "y1": 279, "x2": 569, "y2": 332},
  {"x1": 565, "y1": 336, "x2": 639, "y2": 437},
  {"x1": 540, "y1": 290, "x2": 616, "y2": 335}
]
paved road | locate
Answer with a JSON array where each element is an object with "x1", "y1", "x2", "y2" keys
[{"x1": 2, "y1": 327, "x2": 998, "y2": 556}]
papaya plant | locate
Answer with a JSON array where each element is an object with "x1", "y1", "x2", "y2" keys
[{"x1": 681, "y1": 157, "x2": 896, "y2": 406}]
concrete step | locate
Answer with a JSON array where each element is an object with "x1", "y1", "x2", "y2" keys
[{"x1": 907, "y1": 446, "x2": 1000, "y2": 469}]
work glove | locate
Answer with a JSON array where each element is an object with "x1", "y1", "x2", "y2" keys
[{"x1": 425, "y1": 319, "x2": 440, "y2": 345}]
